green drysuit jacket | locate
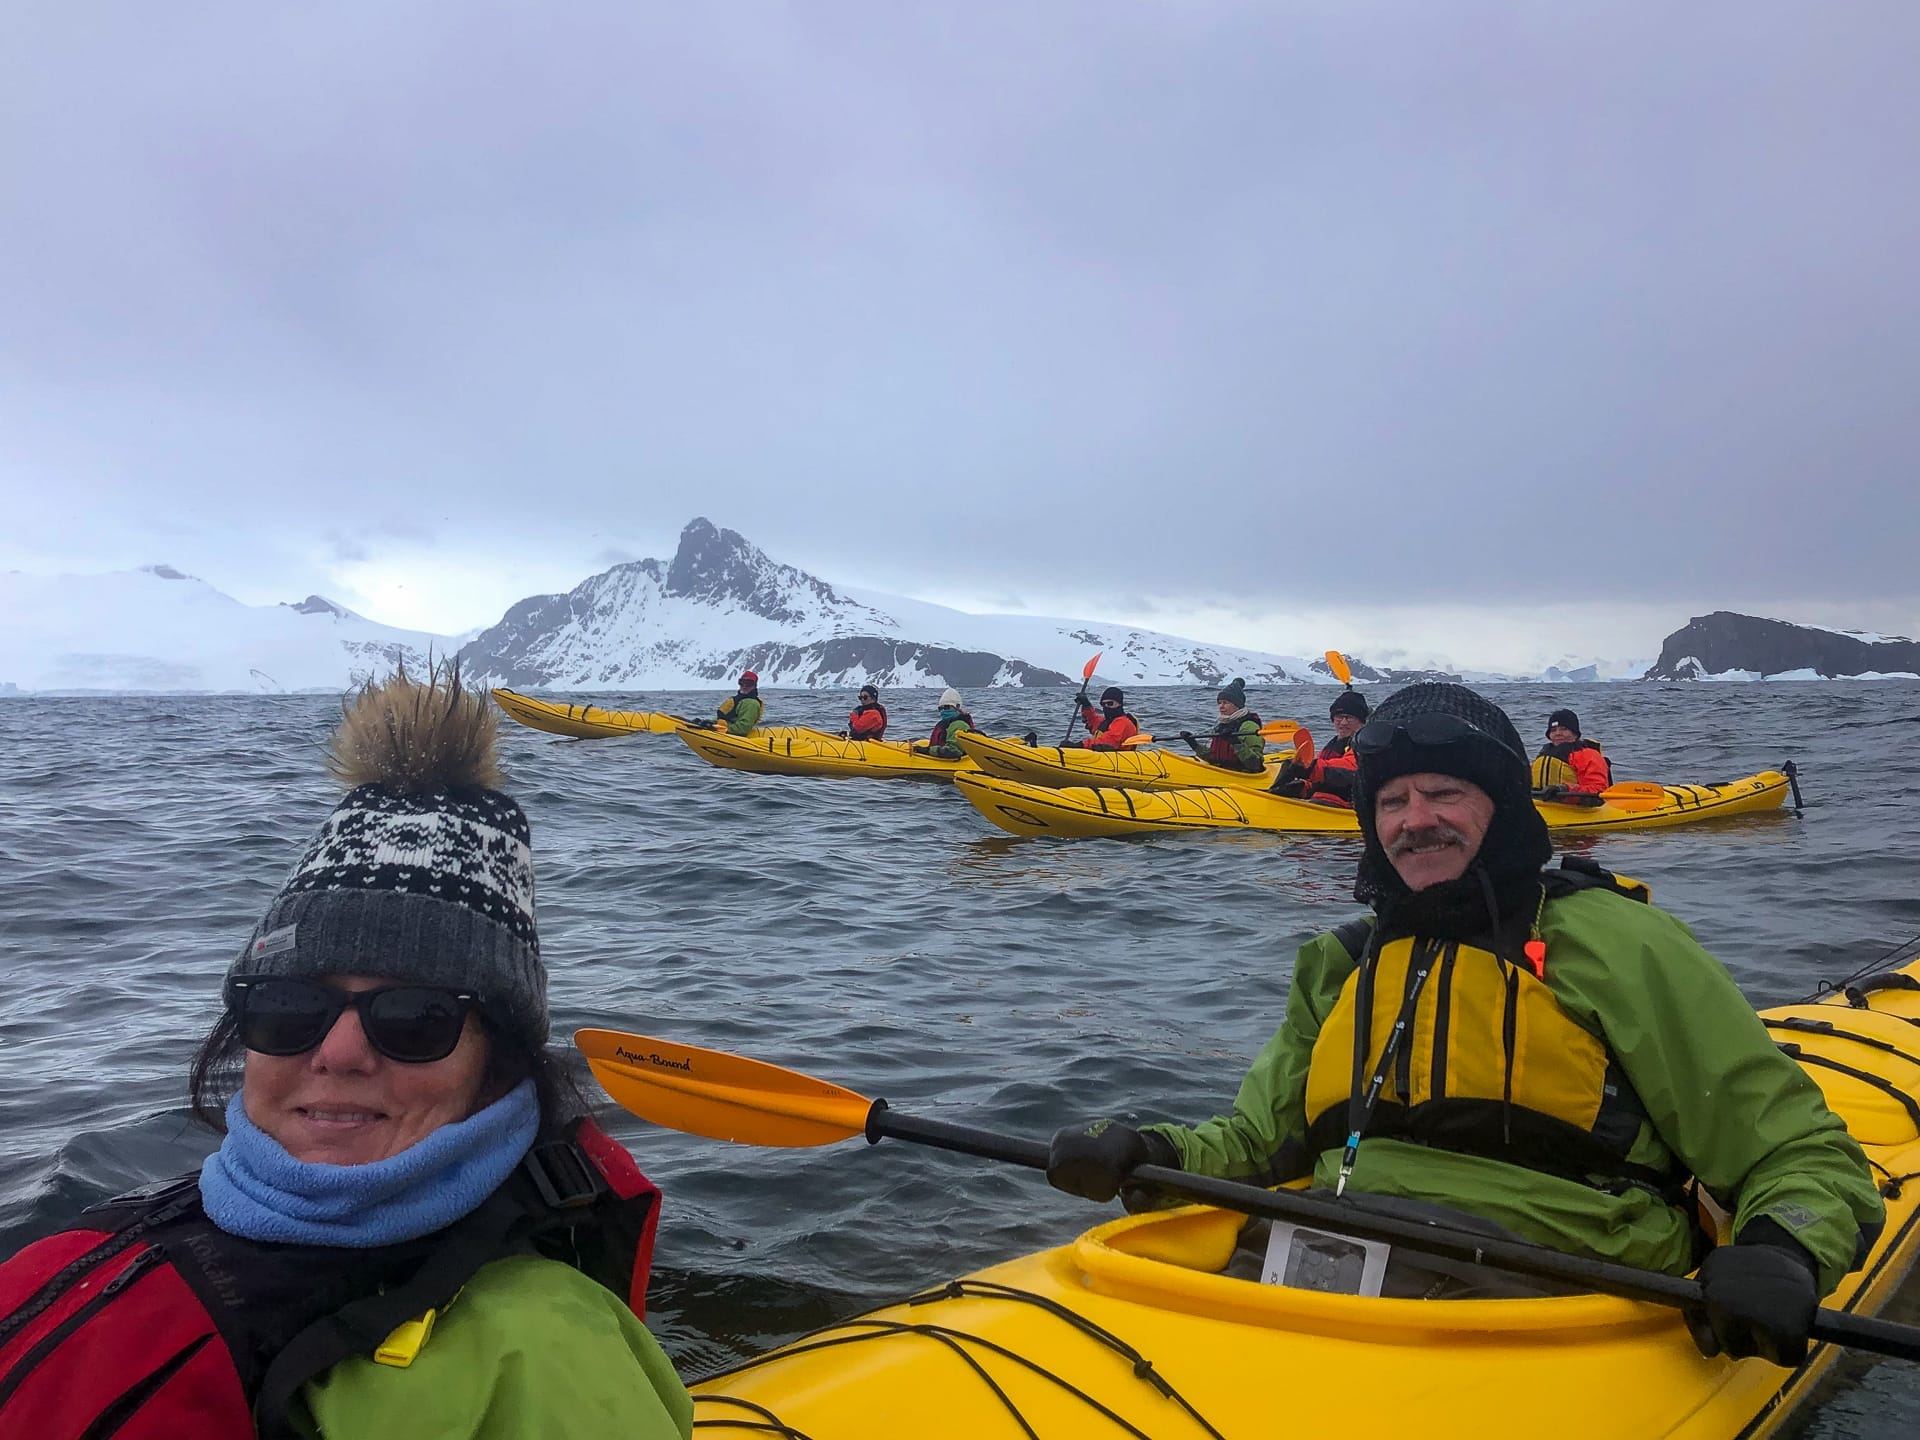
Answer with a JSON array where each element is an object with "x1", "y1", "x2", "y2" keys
[
  {"x1": 717, "y1": 694, "x2": 764, "y2": 735},
  {"x1": 1146, "y1": 886, "x2": 1884, "y2": 1295},
  {"x1": 298, "y1": 1255, "x2": 693, "y2": 1439}
]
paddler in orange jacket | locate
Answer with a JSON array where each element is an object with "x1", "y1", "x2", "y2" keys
[
  {"x1": 1270, "y1": 690, "x2": 1368, "y2": 804},
  {"x1": 1534, "y1": 709, "x2": 1612, "y2": 794},
  {"x1": 847, "y1": 685, "x2": 888, "y2": 741},
  {"x1": 1074, "y1": 686, "x2": 1141, "y2": 750}
]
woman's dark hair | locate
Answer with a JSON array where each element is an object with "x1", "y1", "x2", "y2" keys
[{"x1": 188, "y1": 1008, "x2": 590, "y2": 1136}]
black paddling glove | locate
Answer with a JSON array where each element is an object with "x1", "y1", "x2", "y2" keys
[
  {"x1": 1685, "y1": 1221, "x2": 1819, "y2": 1366},
  {"x1": 1046, "y1": 1121, "x2": 1179, "y2": 1203}
]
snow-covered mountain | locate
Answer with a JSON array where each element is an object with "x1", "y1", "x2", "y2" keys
[
  {"x1": 0, "y1": 565, "x2": 442, "y2": 693},
  {"x1": 457, "y1": 519, "x2": 1316, "y2": 689}
]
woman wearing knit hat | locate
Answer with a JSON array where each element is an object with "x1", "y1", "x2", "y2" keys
[
  {"x1": 1047, "y1": 681, "x2": 1880, "y2": 1360},
  {"x1": 0, "y1": 664, "x2": 692, "y2": 1439},
  {"x1": 1071, "y1": 685, "x2": 1141, "y2": 750},
  {"x1": 914, "y1": 687, "x2": 975, "y2": 759},
  {"x1": 715, "y1": 670, "x2": 765, "y2": 735},
  {"x1": 1533, "y1": 708, "x2": 1613, "y2": 795},
  {"x1": 1177, "y1": 677, "x2": 1266, "y2": 772},
  {"x1": 1270, "y1": 688, "x2": 1370, "y2": 805}
]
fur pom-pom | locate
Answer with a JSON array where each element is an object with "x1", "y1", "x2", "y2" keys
[{"x1": 327, "y1": 659, "x2": 504, "y2": 793}]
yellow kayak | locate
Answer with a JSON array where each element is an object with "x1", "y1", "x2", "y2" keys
[
  {"x1": 688, "y1": 958, "x2": 1920, "y2": 1438},
  {"x1": 954, "y1": 730, "x2": 1294, "y2": 791},
  {"x1": 491, "y1": 687, "x2": 682, "y2": 738},
  {"x1": 677, "y1": 726, "x2": 978, "y2": 781},
  {"x1": 954, "y1": 769, "x2": 1794, "y2": 839}
]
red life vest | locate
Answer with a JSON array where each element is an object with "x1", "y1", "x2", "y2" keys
[
  {"x1": 848, "y1": 703, "x2": 888, "y2": 740},
  {"x1": 0, "y1": 1117, "x2": 659, "y2": 1440},
  {"x1": 929, "y1": 710, "x2": 974, "y2": 748},
  {"x1": 1205, "y1": 711, "x2": 1264, "y2": 768}
]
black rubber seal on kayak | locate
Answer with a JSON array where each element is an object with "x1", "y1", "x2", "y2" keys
[{"x1": 1843, "y1": 971, "x2": 1920, "y2": 1010}]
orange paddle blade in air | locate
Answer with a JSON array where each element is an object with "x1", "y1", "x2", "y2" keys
[
  {"x1": 1325, "y1": 651, "x2": 1353, "y2": 686},
  {"x1": 1082, "y1": 652, "x2": 1102, "y2": 681},
  {"x1": 1292, "y1": 727, "x2": 1315, "y2": 767},
  {"x1": 574, "y1": 1028, "x2": 874, "y2": 1147}
]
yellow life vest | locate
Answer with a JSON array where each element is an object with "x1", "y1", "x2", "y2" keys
[
  {"x1": 1530, "y1": 753, "x2": 1578, "y2": 790},
  {"x1": 1303, "y1": 888, "x2": 1677, "y2": 1198}
]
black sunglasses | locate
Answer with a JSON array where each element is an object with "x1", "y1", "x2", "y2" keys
[
  {"x1": 1353, "y1": 713, "x2": 1498, "y2": 756},
  {"x1": 226, "y1": 977, "x2": 480, "y2": 1063}
]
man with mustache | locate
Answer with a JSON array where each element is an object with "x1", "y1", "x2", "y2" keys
[{"x1": 1047, "y1": 682, "x2": 1882, "y2": 1367}]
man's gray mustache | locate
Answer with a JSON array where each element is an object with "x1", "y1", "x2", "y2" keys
[{"x1": 1387, "y1": 823, "x2": 1469, "y2": 858}]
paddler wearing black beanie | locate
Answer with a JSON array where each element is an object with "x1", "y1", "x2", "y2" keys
[{"x1": 1047, "y1": 682, "x2": 1881, "y2": 1364}]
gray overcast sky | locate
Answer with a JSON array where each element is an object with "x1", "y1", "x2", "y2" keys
[{"x1": 4, "y1": 3, "x2": 1917, "y2": 669}]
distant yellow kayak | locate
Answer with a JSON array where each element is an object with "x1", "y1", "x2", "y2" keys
[
  {"x1": 954, "y1": 730, "x2": 1293, "y2": 791},
  {"x1": 490, "y1": 688, "x2": 682, "y2": 738},
  {"x1": 686, "y1": 958, "x2": 1920, "y2": 1437},
  {"x1": 955, "y1": 769, "x2": 1794, "y2": 839},
  {"x1": 677, "y1": 727, "x2": 978, "y2": 781}
]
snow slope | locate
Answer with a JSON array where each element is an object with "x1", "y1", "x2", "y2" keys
[{"x1": 0, "y1": 566, "x2": 443, "y2": 693}]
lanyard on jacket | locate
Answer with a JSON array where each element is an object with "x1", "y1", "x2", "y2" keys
[{"x1": 1337, "y1": 938, "x2": 1438, "y2": 1197}]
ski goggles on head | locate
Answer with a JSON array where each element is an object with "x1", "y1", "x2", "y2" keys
[
  {"x1": 1352, "y1": 713, "x2": 1495, "y2": 756},
  {"x1": 226, "y1": 976, "x2": 480, "y2": 1063}
]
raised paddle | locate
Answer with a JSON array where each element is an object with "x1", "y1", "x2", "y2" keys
[
  {"x1": 1060, "y1": 652, "x2": 1102, "y2": 745},
  {"x1": 573, "y1": 1029, "x2": 1920, "y2": 1364},
  {"x1": 1292, "y1": 726, "x2": 1315, "y2": 769},
  {"x1": 1325, "y1": 650, "x2": 1354, "y2": 686}
]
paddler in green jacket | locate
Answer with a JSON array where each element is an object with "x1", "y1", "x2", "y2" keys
[
  {"x1": 1178, "y1": 677, "x2": 1265, "y2": 772},
  {"x1": 715, "y1": 671, "x2": 764, "y2": 735},
  {"x1": 1048, "y1": 681, "x2": 1883, "y2": 1367}
]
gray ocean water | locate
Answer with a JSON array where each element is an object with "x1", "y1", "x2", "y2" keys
[{"x1": 3, "y1": 682, "x2": 1919, "y2": 1433}]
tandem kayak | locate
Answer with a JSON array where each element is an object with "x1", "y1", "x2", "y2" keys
[
  {"x1": 676, "y1": 727, "x2": 979, "y2": 781},
  {"x1": 491, "y1": 687, "x2": 682, "y2": 738},
  {"x1": 954, "y1": 769, "x2": 1795, "y2": 839},
  {"x1": 683, "y1": 958, "x2": 1920, "y2": 1438},
  {"x1": 954, "y1": 730, "x2": 1294, "y2": 791}
]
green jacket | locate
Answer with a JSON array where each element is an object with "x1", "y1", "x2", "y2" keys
[
  {"x1": 1146, "y1": 887, "x2": 1883, "y2": 1294},
  {"x1": 298, "y1": 1255, "x2": 693, "y2": 1439},
  {"x1": 717, "y1": 693, "x2": 764, "y2": 735},
  {"x1": 925, "y1": 708, "x2": 973, "y2": 759}
]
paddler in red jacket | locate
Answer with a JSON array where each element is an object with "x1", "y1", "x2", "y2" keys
[
  {"x1": 847, "y1": 685, "x2": 888, "y2": 741},
  {"x1": 1074, "y1": 686, "x2": 1141, "y2": 749},
  {"x1": 1270, "y1": 689, "x2": 1368, "y2": 804},
  {"x1": 1534, "y1": 709, "x2": 1613, "y2": 794}
]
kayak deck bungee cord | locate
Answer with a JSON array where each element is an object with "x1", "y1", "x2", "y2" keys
[
  {"x1": 954, "y1": 730, "x2": 1296, "y2": 792},
  {"x1": 953, "y1": 769, "x2": 1795, "y2": 839},
  {"x1": 676, "y1": 726, "x2": 984, "y2": 780}
]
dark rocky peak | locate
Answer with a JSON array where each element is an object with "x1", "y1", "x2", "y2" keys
[
  {"x1": 141, "y1": 564, "x2": 194, "y2": 581},
  {"x1": 1646, "y1": 611, "x2": 1920, "y2": 679},
  {"x1": 1307, "y1": 654, "x2": 1458, "y2": 685},
  {"x1": 664, "y1": 517, "x2": 845, "y2": 624},
  {"x1": 286, "y1": 595, "x2": 355, "y2": 618}
]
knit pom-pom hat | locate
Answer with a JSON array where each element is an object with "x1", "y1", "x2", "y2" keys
[
  {"x1": 226, "y1": 661, "x2": 546, "y2": 1044},
  {"x1": 1216, "y1": 676, "x2": 1248, "y2": 708}
]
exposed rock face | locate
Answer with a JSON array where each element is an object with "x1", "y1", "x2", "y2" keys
[
  {"x1": 456, "y1": 518, "x2": 1309, "y2": 690},
  {"x1": 1645, "y1": 612, "x2": 1920, "y2": 679}
]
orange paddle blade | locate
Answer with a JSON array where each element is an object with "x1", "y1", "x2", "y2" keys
[
  {"x1": 1081, "y1": 651, "x2": 1102, "y2": 681},
  {"x1": 1325, "y1": 650, "x2": 1353, "y2": 686},
  {"x1": 1122, "y1": 733, "x2": 1156, "y2": 747},
  {"x1": 574, "y1": 1028, "x2": 874, "y2": 1147},
  {"x1": 1292, "y1": 727, "x2": 1315, "y2": 767},
  {"x1": 1258, "y1": 719, "x2": 1300, "y2": 739}
]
